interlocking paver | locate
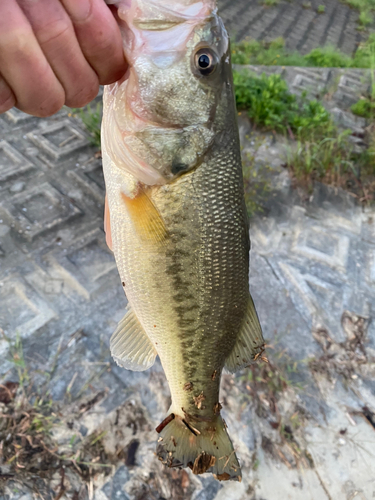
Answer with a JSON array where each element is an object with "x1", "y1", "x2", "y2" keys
[{"x1": 218, "y1": 0, "x2": 368, "y2": 55}]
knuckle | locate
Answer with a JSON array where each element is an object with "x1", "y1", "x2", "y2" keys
[
  {"x1": 0, "y1": 93, "x2": 16, "y2": 114},
  {"x1": 1, "y1": 28, "x2": 34, "y2": 59},
  {"x1": 36, "y1": 18, "x2": 72, "y2": 47},
  {"x1": 65, "y1": 79, "x2": 99, "y2": 108},
  {"x1": 0, "y1": 79, "x2": 16, "y2": 114},
  {"x1": 99, "y1": 63, "x2": 127, "y2": 86},
  {"x1": 36, "y1": 93, "x2": 65, "y2": 117}
]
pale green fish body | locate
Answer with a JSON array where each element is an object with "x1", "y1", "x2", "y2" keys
[{"x1": 102, "y1": 0, "x2": 265, "y2": 481}]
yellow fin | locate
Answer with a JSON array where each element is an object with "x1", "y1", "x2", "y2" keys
[
  {"x1": 121, "y1": 188, "x2": 168, "y2": 244},
  {"x1": 225, "y1": 294, "x2": 265, "y2": 373}
]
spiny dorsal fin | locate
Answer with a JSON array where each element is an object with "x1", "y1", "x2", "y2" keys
[
  {"x1": 110, "y1": 306, "x2": 157, "y2": 371},
  {"x1": 225, "y1": 294, "x2": 265, "y2": 373},
  {"x1": 121, "y1": 187, "x2": 168, "y2": 244}
]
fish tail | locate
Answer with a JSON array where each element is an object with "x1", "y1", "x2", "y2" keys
[{"x1": 155, "y1": 414, "x2": 242, "y2": 481}]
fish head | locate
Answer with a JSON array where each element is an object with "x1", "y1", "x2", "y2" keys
[{"x1": 102, "y1": 0, "x2": 232, "y2": 185}]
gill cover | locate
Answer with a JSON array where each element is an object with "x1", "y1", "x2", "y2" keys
[{"x1": 102, "y1": 0, "x2": 229, "y2": 185}]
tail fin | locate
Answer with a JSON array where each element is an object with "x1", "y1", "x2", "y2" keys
[{"x1": 156, "y1": 414, "x2": 241, "y2": 481}]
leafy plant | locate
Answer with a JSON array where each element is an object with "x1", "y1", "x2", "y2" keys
[
  {"x1": 351, "y1": 97, "x2": 375, "y2": 117},
  {"x1": 71, "y1": 102, "x2": 102, "y2": 149},
  {"x1": 231, "y1": 35, "x2": 375, "y2": 68},
  {"x1": 340, "y1": 0, "x2": 375, "y2": 27},
  {"x1": 241, "y1": 139, "x2": 271, "y2": 217},
  {"x1": 233, "y1": 70, "x2": 332, "y2": 138},
  {"x1": 285, "y1": 130, "x2": 354, "y2": 185},
  {"x1": 304, "y1": 46, "x2": 353, "y2": 67},
  {"x1": 317, "y1": 4, "x2": 326, "y2": 13}
]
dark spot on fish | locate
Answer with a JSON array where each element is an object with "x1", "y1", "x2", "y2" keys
[
  {"x1": 171, "y1": 160, "x2": 189, "y2": 175},
  {"x1": 171, "y1": 436, "x2": 177, "y2": 447},
  {"x1": 122, "y1": 282, "x2": 125, "y2": 287}
]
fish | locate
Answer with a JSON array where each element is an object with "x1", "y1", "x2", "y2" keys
[{"x1": 102, "y1": 0, "x2": 265, "y2": 481}]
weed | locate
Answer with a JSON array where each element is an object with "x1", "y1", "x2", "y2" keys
[
  {"x1": 231, "y1": 38, "x2": 306, "y2": 66},
  {"x1": 359, "y1": 9, "x2": 373, "y2": 25},
  {"x1": 71, "y1": 102, "x2": 102, "y2": 149},
  {"x1": 262, "y1": 0, "x2": 279, "y2": 5},
  {"x1": 317, "y1": 4, "x2": 326, "y2": 13},
  {"x1": 341, "y1": 0, "x2": 375, "y2": 27},
  {"x1": 285, "y1": 130, "x2": 354, "y2": 185},
  {"x1": 351, "y1": 97, "x2": 375, "y2": 118},
  {"x1": 233, "y1": 70, "x2": 332, "y2": 138},
  {"x1": 241, "y1": 136, "x2": 271, "y2": 217},
  {"x1": 231, "y1": 35, "x2": 375, "y2": 68},
  {"x1": 0, "y1": 334, "x2": 117, "y2": 495}
]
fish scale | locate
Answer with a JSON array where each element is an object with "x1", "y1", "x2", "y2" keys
[{"x1": 102, "y1": 0, "x2": 265, "y2": 480}]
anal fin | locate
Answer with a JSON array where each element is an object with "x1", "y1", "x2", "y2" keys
[
  {"x1": 225, "y1": 294, "x2": 265, "y2": 373},
  {"x1": 110, "y1": 306, "x2": 157, "y2": 371}
]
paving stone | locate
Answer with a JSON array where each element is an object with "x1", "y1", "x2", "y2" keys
[{"x1": 218, "y1": 0, "x2": 370, "y2": 55}]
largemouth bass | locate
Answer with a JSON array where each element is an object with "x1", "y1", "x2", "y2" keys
[{"x1": 102, "y1": 0, "x2": 265, "y2": 481}]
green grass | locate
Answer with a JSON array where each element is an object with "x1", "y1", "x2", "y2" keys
[
  {"x1": 341, "y1": 0, "x2": 375, "y2": 27},
  {"x1": 235, "y1": 71, "x2": 374, "y2": 201},
  {"x1": 231, "y1": 35, "x2": 375, "y2": 68},
  {"x1": 233, "y1": 70, "x2": 332, "y2": 138},
  {"x1": 285, "y1": 131, "x2": 356, "y2": 185},
  {"x1": 71, "y1": 102, "x2": 102, "y2": 148}
]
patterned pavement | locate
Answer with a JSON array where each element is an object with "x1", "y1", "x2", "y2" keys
[{"x1": 218, "y1": 0, "x2": 366, "y2": 54}]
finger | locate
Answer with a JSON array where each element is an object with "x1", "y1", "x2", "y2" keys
[
  {"x1": 0, "y1": 75, "x2": 16, "y2": 114},
  {"x1": 18, "y1": 0, "x2": 99, "y2": 108},
  {"x1": 0, "y1": 0, "x2": 65, "y2": 117},
  {"x1": 61, "y1": 0, "x2": 127, "y2": 85}
]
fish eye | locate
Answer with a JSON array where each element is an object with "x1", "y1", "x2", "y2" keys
[{"x1": 194, "y1": 48, "x2": 217, "y2": 76}]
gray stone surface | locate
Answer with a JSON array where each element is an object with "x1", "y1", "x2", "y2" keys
[
  {"x1": 218, "y1": 0, "x2": 367, "y2": 55},
  {"x1": 1, "y1": 67, "x2": 375, "y2": 499}
]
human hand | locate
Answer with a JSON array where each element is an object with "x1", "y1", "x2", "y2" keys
[{"x1": 0, "y1": 0, "x2": 127, "y2": 117}]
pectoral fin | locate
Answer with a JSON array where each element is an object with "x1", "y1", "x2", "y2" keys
[
  {"x1": 110, "y1": 306, "x2": 157, "y2": 371},
  {"x1": 121, "y1": 187, "x2": 168, "y2": 244},
  {"x1": 225, "y1": 294, "x2": 265, "y2": 373}
]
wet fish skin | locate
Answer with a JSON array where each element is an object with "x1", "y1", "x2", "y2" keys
[{"x1": 102, "y1": 0, "x2": 265, "y2": 481}]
